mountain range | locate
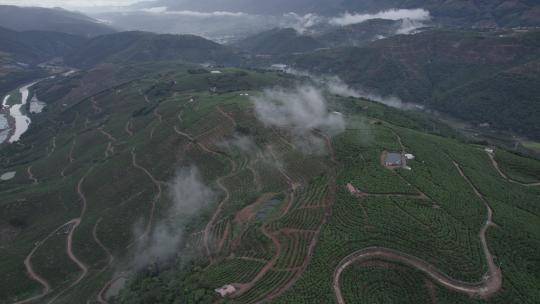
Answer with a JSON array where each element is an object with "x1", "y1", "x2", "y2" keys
[
  {"x1": 289, "y1": 29, "x2": 540, "y2": 139},
  {"x1": 64, "y1": 31, "x2": 243, "y2": 67},
  {"x1": 0, "y1": 5, "x2": 116, "y2": 37},
  {"x1": 234, "y1": 19, "x2": 409, "y2": 55},
  {"x1": 142, "y1": 0, "x2": 540, "y2": 27}
]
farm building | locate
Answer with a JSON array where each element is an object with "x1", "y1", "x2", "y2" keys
[
  {"x1": 346, "y1": 183, "x2": 359, "y2": 195},
  {"x1": 215, "y1": 285, "x2": 236, "y2": 297},
  {"x1": 404, "y1": 153, "x2": 415, "y2": 160},
  {"x1": 385, "y1": 152, "x2": 402, "y2": 167}
]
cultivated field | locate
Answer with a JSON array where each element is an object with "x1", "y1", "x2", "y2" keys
[{"x1": 1, "y1": 64, "x2": 539, "y2": 304}]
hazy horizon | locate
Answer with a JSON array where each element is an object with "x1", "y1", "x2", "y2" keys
[{"x1": 0, "y1": 0, "x2": 152, "y2": 9}]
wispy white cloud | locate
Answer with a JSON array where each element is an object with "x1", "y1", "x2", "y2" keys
[
  {"x1": 140, "y1": 7, "x2": 247, "y2": 17},
  {"x1": 253, "y1": 86, "x2": 345, "y2": 134},
  {"x1": 280, "y1": 8, "x2": 430, "y2": 36},
  {"x1": 329, "y1": 9, "x2": 431, "y2": 26},
  {"x1": 281, "y1": 12, "x2": 324, "y2": 34},
  {"x1": 283, "y1": 69, "x2": 423, "y2": 111},
  {"x1": 253, "y1": 86, "x2": 345, "y2": 154},
  {"x1": 131, "y1": 166, "x2": 216, "y2": 268}
]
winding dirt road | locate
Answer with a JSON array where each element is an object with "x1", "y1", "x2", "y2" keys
[
  {"x1": 98, "y1": 127, "x2": 117, "y2": 142},
  {"x1": 235, "y1": 133, "x2": 337, "y2": 303},
  {"x1": 153, "y1": 108, "x2": 163, "y2": 123},
  {"x1": 93, "y1": 218, "x2": 114, "y2": 270},
  {"x1": 259, "y1": 133, "x2": 338, "y2": 303},
  {"x1": 174, "y1": 124, "x2": 241, "y2": 261},
  {"x1": 233, "y1": 225, "x2": 283, "y2": 297},
  {"x1": 27, "y1": 166, "x2": 38, "y2": 184},
  {"x1": 96, "y1": 274, "x2": 128, "y2": 304},
  {"x1": 47, "y1": 137, "x2": 56, "y2": 158},
  {"x1": 13, "y1": 221, "x2": 76, "y2": 304},
  {"x1": 173, "y1": 126, "x2": 195, "y2": 141},
  {"x1": 90, "y1": 97, "x2": 103, "y2": 114},
  {"x1": 332, "y1": 161, "x2": 502, "y2": 303},
  {"x1": 68, "y1": 172, "x2": 92, "y2": 287},
  {"x1": 124, "y1": 121, "x2": 134, "y2": 137},
  {"x1": 45, "y1": 169, "x2": 93, "y2": 304},
  {"x1": 203, "y1": 154, "x2": 236, "y2": 261},
  {"x1": 61, "y1": 139, "x2": 76, "y2": 178},
  {"x1": 217, "y1": 106, "x2": 237, "y2": 128},
  {"x1": 247, "y1": 152, "x2": 262, "y2": 192},
  {"x1": 486, "y1": 151, "x2": 540, "y2": 187},
  {"x1": 14, "y1": 216, "x2": 95, "y2": 304},
  {"x1": 131, "y1": 149, "x2": 162, "y2": 238}
]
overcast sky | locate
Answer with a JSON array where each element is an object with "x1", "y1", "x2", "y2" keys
[{"x1": 0, "y1": 0, "x2": 152, "y2": 8}]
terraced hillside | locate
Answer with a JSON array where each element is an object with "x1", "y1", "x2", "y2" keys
[{"x1": 0, "y1": 63, "x2": 539, "y2": 304}]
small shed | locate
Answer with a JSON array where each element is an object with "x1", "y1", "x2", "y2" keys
[
  {"x1": 215, "y1": 285, "x2": 237, "y2": 297},
  {"x1": 404, "y1": 153, "x2": 415, "y2": 160},
  {"x1": 346, "y1": 183, "x2": 359, "y2": 195}
]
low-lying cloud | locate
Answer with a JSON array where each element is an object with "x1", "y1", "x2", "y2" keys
[
  {"x1": 283, "y1": 8, "x2": 431, "y2": 36},
  {"x1": 218, "y1": 134, "x2": 259, "y2": 154},
  {"x1": 329, "y1": 9, "x2": 431, "y2": 35},
  {"x1": 131, "y1": 166, "x2": 215, "y2": 268},
  {"x1": 253, "y1": 86, "x2": 345, "y2": 135},
  {"x1": 253, "y1": 86, "x2": 345, "y2": 154},
  {"x1": 281, "y1": 12, "x2": 325, "y2": 34},
  {"x1": 283, "y1": 69, "x2": 423, "y2": 111},
  {"x1": 326, "y1": 76, "x2": 423, "y2": 110},
  {"x1": 329, "y1": 9, "x2": 431, "y2": 26}
]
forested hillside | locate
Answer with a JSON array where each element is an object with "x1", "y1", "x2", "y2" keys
[{"x1": 291, "y1": 29, "x2": 540, "y2": 139}]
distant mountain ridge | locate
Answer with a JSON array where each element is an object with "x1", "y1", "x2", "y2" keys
[
  {"x1": 0, "y1": 26, "x2": 85, "y2": 64},
  {"x1": 0, "y1": 5, "x2": 116, "y2": 37},
  {"x1": 234, "y1": 28, "x2": 325, "y2": 55},
  {"x1": 0, "y1": 26, "x2": 86, "y2": 97},
  {"x1": 143, "y1": 0, "x2": 540, "y2": 28},
  {"x1": 234, "y1": 20, "x2": 407, "y2": 55},
  {"x1": 290, "y1": 29, "x2": 540, "y2": 139},
  {"x1": 64, "y1": 31, "x2": 243, "y2": 67}
]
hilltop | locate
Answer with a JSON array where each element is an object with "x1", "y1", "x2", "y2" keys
[
  {"x1": 0, "y1": 62, "x2": 539, "y2": 304},
  {"x1": 0, "y1": 5, "x2": 116, "y2": 37}
]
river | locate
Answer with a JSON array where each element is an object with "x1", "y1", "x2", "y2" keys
[
  {"x1": 1, "y1": 94, "x2": 10, "y2": 108},
  {"x1": 7, "y1": 82, "x2": 36, "y2": 143}
]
